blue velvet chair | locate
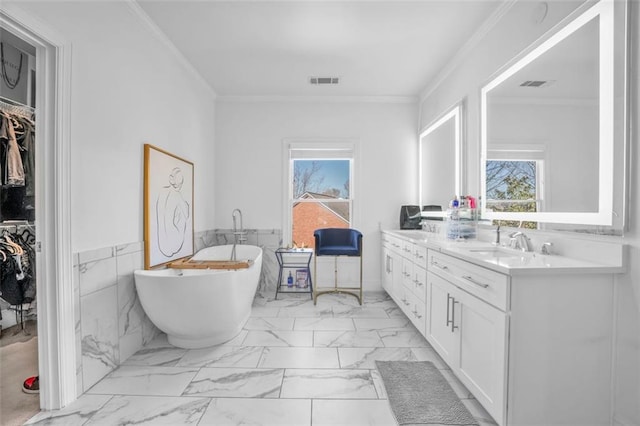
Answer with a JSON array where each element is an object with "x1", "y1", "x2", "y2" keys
[{"x1": 313, "y1": 228, "x2": 363, "y2": 305}]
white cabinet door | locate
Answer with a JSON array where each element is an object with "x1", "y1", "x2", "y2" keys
[
  {"x1": 381, "y1": 245, "x2": 393, "y2": 294},
  {"x1": 456, "y1": 289, "x2": 507, "y2": 425},
  {"x1": 426, "y1": 272, "x2": 459, "y2": 365}
]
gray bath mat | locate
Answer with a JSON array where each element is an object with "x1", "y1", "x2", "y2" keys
[{"x1": 376, "y1": 360, "x2": 479, "y2": 425}]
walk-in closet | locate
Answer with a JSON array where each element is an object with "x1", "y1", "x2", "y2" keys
[{"x1": 0, "y1": 27, "x2": 39, "y2": 425}]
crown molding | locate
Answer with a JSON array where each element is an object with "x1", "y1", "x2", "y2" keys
[
  {"x1": 419, "y1": 0, "x2": 518, "y2": 104},
  {"x1": 126, "y1": 0, "x2": 217, "y2": 99},
  {"x1": 217, "y1": 95, "x2": 417, "y2": 104}
]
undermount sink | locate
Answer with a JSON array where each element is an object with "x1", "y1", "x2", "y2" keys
[{"x1": 465, "y1": 247, "x2": 531, "y2": 258}]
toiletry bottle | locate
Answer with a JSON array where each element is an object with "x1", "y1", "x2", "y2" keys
[{"x1": 287, "y1": 272, "x2": 294, "y2": 287}]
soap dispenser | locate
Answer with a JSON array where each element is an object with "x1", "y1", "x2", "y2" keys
[{"x1": 287, "y1": 271, "x2": 294, "y2": 287}]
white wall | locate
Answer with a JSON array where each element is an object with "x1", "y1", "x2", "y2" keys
[
  {"x1": 10, "y1": 1, "x2": 217, "y2": 253},
  {"x1": 420, "y1": 1, "x2": 639, "y2": 424},
  {"x1": 215, "y1": 100, "x2": 418, "y2": 290}
]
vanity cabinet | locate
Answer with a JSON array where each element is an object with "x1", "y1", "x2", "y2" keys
[
  {"x1": 427, "y1": 250, "x2": 507, "y2": 425},
  {"x1": 382, "y1": 230, "x2": 618, "y2": 426},
  {"x1": 381, "y1": 234, "x2": 403, "y2": 299},
  {"x1": 381, "y1": 233, "x2": 427, "y2": 334}
]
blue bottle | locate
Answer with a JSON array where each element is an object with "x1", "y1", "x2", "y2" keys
[{"x1": 287, "y1": 272, "x2": 294, "y2": 287}]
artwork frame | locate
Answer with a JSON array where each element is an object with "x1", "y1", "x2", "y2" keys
[{"x1": 143, "y1": 143, "x2": 194, "y2": 269}]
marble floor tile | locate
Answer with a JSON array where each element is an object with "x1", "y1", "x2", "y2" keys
[
  {"x1": 243, "y1": 330, "x2": 313, "y2": 347},
  {"x1": 198, "y1": 398, "x2": 311, "y2": 425},
  {"x1": 313, "y1": 331, "x2": 384, "y2": 348},
  {"x1": 182, "y1": 368, "x2": 284, "y2": 398},
  {"x1": 370, "y1": 368, "x2": 388, "y2": 399},
  {"x1": 176, "y1": 346, "x2": 264, "y2": 368},
  {"x1": 249, "y1": 306, "x2": 281, "y2": 317},
  {"x1": 462, "y1": 398, "x2": 499, "y2": 426},
  {"x1": 312, "y1": 399, "x2": 397, "y2": 426},
  {"x1": 86, "y1": 366, "x2": 198, "y2": 396},
  {"x1": 294, "y1": 317, "x2": 355, "y2": 331},
  {"x1": 244, "y1": 317, "x2": 295, "y2": 331},
  {"x1": 25, "y1": 395, "x2": 112, "y2": 425},
  {"x1": 338, "y1": 347, "x2": 417, "y2": 369},
  {"x1": 379, "y1": 330, "x2": 429, "y2": 347},
  {"x1": 222, "y1": 329, "x2": 248, "y2": 346},
  {"x1": 280, "y1": 369, "x2": 378, "y2": 399},
  {"x1": 276, "y1": 305, "x2": 333, "y2": 318},
  {"x1": 258, "y1": 347, "x2": 340, "y2": 368},
  {"x1": 440, "y1": 368, "x2": 476, "y2": 399},
  {"x1": 331, "y1": 306, "x2": 391, "y2": 318},
  {"x1": 353, "y1": 317, "x2": 413, "y2": 331},
  {"x1": 122, "y1": 341, "x2": 188, "y2": 367},
  {"x1": 410, "y1": 346, "x2": 448, "y2": 369},
  {"x1": 84, "y1": 395, "x2": 210, "y2": 425},
  {"x1": 32, "y1": 289, "x2": 498, "y2": 426}
]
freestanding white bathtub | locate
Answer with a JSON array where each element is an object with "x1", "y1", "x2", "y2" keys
[{"x1": 134, "y1": 244, "x2": 263, "y2": 349}]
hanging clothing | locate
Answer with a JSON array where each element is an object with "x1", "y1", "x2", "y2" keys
[
  {"x1": 0, "y1": 113, "x2": 26, "y2": 187},
  {"x1": 0, "y1": 255, "x2": 22, "y2": 305}
]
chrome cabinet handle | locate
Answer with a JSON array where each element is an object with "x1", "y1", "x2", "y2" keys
[
  {"x1": 462, "y1": 275, "x2": 489, "y2": 288},
  {"x1": 451, "y1": 298, "x2": 459, "y2": 332},
  {"x1": 446, "y1": 293, "x2": 452, "y2": 327},
  {"x1": 432, "y1": 261, "x2": 449, "y2": 271}
]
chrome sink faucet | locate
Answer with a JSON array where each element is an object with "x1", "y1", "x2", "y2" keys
[{"x1": 509, "y1": 231, "x2": 533, "y2": 252}]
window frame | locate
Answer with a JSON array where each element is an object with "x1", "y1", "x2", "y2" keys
[{"x1": 282, "y1": 139, "x2": 358, "y2": 247}]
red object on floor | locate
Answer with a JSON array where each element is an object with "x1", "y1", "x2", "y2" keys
[{"x1": 22, "y1": 376, "x2": 39, "y2": 394}]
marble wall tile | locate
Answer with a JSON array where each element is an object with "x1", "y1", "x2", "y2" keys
[
  {"x1": 78, "y1": 256, "x2": 117, "y2": 297},
  {"x1": 116, "y1": 251, "x2": 144, "y2": 340},
  {"x1": 115, "y1": 241, "x2": 143, "y2": 257},
  {"x1": 80, "y1": 286, "x2": 119, "y2": 391},
  {"x1": 78, "y1": 246, "x2": 113, "y2": 265},
  {"x1": 73, "y1": 264, "x2": 83, "y2": 396}
]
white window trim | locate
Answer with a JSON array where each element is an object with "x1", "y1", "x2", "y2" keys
[{"x1": 282, "y1": 138, "x2": 359, "y2": 246}]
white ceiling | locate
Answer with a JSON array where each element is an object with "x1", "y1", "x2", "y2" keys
[{"x1": 136, "y1": 0, "x2": 504, "y2": 98}]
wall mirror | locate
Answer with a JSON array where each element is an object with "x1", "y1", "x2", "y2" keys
[
  {"x1": 419, "y1": 101, "x2": 464, "y2": 217},
  {"x1": 480, "y1": 0, "x2": 627, "y2": 231}
]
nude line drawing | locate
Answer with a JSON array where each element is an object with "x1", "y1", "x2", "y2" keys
[{"x1": 156, "y1": 167, "x2": 190, "y2": 257}]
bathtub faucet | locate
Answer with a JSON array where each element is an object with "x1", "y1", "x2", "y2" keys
[{"x1": 231, "y1": 209, "x2": 247, "y2": 260}]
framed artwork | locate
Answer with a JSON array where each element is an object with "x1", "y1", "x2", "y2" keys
[{"x1": 143, "y1": 143, "x2": 194, "y2": 269}]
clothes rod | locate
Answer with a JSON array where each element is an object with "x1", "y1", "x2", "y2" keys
[{"x1": 0, "y1": 95, "x2": 34, "y2": 111}]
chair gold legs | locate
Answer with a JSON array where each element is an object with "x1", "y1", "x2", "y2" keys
[{"x1": 313, "y1": 249, "x2": 363, "y2": 305}]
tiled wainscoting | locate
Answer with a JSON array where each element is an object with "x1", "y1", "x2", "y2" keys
[{"x1": 73, "y1": 229, "x2": 283, "y2": 395}]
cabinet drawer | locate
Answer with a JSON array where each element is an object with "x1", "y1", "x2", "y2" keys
[
  {"x1": 428, "y1": 250, "x2": 509, "y2": 311},
  {"x1": 401, "y1": 240, "x2": 414, "y2": 258},
  {"x1": 382, "y1": 233, "x2": 403, "y2": 254}
]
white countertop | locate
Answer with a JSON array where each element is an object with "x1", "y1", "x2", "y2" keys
[{"x1": 383, "y1": 229, "x2": 626, "y2": 275}]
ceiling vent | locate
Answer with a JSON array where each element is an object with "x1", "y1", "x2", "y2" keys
[
  {"x1": 309, "y1": 76, "x2": 340, "y2": 85},
  {"x1": 520, "y1": 80, "x2": 555, "y2": 88}
]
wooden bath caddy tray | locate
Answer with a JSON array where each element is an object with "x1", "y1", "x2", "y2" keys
[{"x1": 168, "y1": 257, "x2": 253, "y2": 270}]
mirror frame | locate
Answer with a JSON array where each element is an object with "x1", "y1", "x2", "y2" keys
[
  {"x1": 480, "y1": 0, "x2": 623, "y2": 227},
  {"x1": 419, "y1": 100, "x2": 465, "y2": 216}
]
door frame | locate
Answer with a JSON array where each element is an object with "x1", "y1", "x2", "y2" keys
[{"x1": 0, "y1": 5, "x2": 74, "y2": 410}]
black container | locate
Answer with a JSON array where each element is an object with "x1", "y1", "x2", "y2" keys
[{"x1": 399, "y1": 205, "x2": 422, "y2": 229}]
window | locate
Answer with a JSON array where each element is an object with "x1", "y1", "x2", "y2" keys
[
  {"x1": 286, "y1": 142, "x2": 355, "y2": 248},
  {"x1": 485, "y1": 144, "x2": 545, "y2": 229}
]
